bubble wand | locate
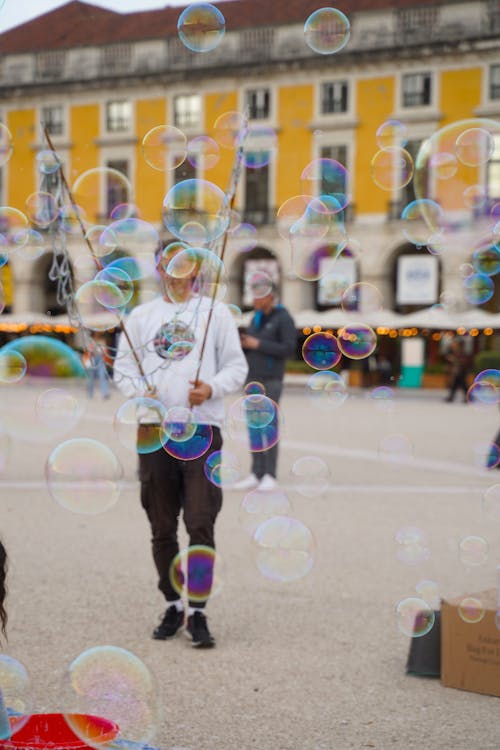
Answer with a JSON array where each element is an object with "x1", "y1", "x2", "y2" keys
[
  {"x1": 42, "y1": 125, "x2": 154, "y2": 391},
  {"x1": 191, "y1": 114, "x2": 249, "y2": 389}
]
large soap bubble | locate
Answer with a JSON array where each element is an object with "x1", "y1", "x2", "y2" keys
[
  {"x1": 46, "y1": 438, "x2": 123, "y2": 514},
  {"x1": 62, "y1": 645, "x2": 160, "y2": 745},
  {"x1": 163, "y1": 178, "x2": 229, "y2": 245},
  {"x1": 177, "y1": 3, "x2": 226, "y2": 53},
  {"x1": 413, "y1": 119, "x2": 500, "y2": 257}
]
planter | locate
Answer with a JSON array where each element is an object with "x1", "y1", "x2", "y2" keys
[
  {"x1": 421, "y1": 373, "x2": 447, "y2": 389},
  {"x1": 348, "y1": 370, "x2": 363, "y2": 387}
]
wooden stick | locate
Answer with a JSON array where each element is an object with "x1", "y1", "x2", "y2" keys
[{"x1": 192, "y1": 119, "x2": 248, "y2": 387}]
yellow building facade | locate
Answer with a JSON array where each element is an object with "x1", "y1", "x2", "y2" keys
[{"x1": 0, "y1": 0, "x2": 498, "y2": 336}]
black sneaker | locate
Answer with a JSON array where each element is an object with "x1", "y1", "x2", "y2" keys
[
  {"x1": 186, "y1": 611, "x2": 215, "y2": 648},
  {"x1": 152, "y1": 604, "x2": 184, "y2": 640}
]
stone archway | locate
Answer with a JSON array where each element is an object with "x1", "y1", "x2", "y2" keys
[{"x1": 31, "y1": 252, "x2": 74, "y2": 316}]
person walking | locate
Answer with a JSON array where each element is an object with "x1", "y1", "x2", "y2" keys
[
  {"x1": 233, "y1": 278, "x2": 297, "y2": 492},
  {"x1": 444, "y1": 339, "x2": 470, "y2": 403},
  {"x1": 113, "y1": 245, "x2": 248, "y2": 647},
  {"x1": 85, "y1": 335, "x2": 111, "y2": 400}
]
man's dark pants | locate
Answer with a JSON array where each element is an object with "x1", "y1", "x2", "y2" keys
[
  {"x1": 250, "y1": 378, "x2": 283, "y2": 479},
  {"x1": 138, "y1": 425, "x2": 222, "y2": 608}
]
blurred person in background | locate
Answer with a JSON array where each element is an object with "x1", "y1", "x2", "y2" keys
[
  {"x1": 444, "y1": 339, "x2": 470, "y2": 403},
  {"x1": 234, "y1": 279, "x2": 296, "y2": 492}
]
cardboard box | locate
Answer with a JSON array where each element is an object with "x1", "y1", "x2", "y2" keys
[{"x1": 441, "y1": 588, "x2": 500, "y2": 698}]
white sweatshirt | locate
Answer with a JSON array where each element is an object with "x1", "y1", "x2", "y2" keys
[{"x1": 113, "y1": 295, "x2": 248, "y2": 428}]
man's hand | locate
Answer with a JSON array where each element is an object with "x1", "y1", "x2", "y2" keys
[
  {"x1": 240, "y1": 333, "x2": 260, "y2": 350},
  {"x1": 188, "y1": 380, "x2": 212, "y2": 407}
]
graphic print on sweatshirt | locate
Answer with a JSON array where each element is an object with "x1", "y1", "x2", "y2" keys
[{"x1": 153, "y1": 319, "x2": 195, "y2": 360}]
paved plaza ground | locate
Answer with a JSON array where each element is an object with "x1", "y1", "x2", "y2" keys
[{"x1": 0, "y1": 378, "x2": 499, "y2": 749}]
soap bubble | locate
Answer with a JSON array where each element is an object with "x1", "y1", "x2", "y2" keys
[
  {"x1": 161, "y1": 423, "x2": 213, "y2": 460},
  {"x1": 302, "y1": 332, "x2": 341, "y2": 369},
  {"x1": 0, "y1": 207, "x2": 29, "y2": 252},
  {"x1": 187, "y1": 135, "x2": 220, "y2": 170},
  {"x1": 0, "y1": 655, "x2": 32, "y2": 727},
  {"x1": 455, "y1": 127, "x2": 494, "y2": 166},
  {"x1": 239, "y1": 125, "x2": 277, "y2": 169},
  {"x1": 429, "y1": 151, "x2": 458, "y2": 180},
  {"x1": 290, "y1": 456, "x2": 330, "y2": 497},
  {"x1": 300, "y1": 158, "x2": 349, "y2": 213},
  {"x1": 395, "y1": 526, "x2": 430, "y2": 566},
  {"x1": 213, "y1": 111, "x2": 246, "y2": 150},
  {"x1": 35, "y1": 388, "x2": 84, "y2": 435},
  {"x1": 306, "y1": 370, "x2": 348, "y2": 409},
  {"x1": 228, "y1": 222, "x2": 258, "y2": 254},
  {"x1": 462, "y1": 272, "x2": 494, "y2": 305},
  {"x1": 98, "y1": 218, "x2": 159, "y2": 259},
  {"x1": 482, "y1": 484, "x2": 500, "y2": 522},
  {"x1": 0, "y1": 336, "x2": 85, "y2": 378},
  {"x1": 72, "y1": 167, "x2": 133, "y2": 222},
  {"x1": 396, "y1": 597, "x2": 435, "y2": 637},
  {"x1": 415, "y1": 580, "x2": 440, "y2": 610},
  {"x1": 163, "y1": 178, "x2": 229, "y2": 244},
  {"x1": 472, "y1": 244, "x2": 500, "y2": 276},
  {"x1": 63, "y1": 645, "x2": 160, "y2": 744},
  {"x1": 458, "y1": 596, "x2": 485, "y2": 624},
  {"x1": 401, "y1": 199, "x2": 443, "y2": 247},
  {"x1": 204, "y1": 449, "x2": 241, "y2": 487},
  {"x1": 0, "y1": 350, "x2": 27, "y2": 384},
  {"x1": 169, "y1": 545, "x2": 224, "y2": 602},
  {"x1": 414, "y1": 119, "x2": 500, "y2": 255},
  {"x1": 253, "y1": 516, "x2": 315, "y2": 582},
  {"x1": 337, "y1": 324, "x2": 377, "y2": 360},
  {"x1": 114, "y1": 397, "x2": 167, "y2": 453},
  {"x1": 304, "y1": 8, "x2": 350, "y2": 55},
  {"x1": 45, "y1": 438, "x2": 123, "y2": 514},
  {"x1": 341, "y1": 282, "x2": 383, "y2": 313},
  {"x1": 376, "y1": 119, "x2": 408, "y2": 149},
  {"x1": 25, "y1": 191, "x2": 59, "y2": 228},
  {"x1": 239, "y1": 489, "x2": 292, "y2": 536},
  {"x1": 142, "y1": 125, "x2": 187, "y2": 172},
  {"x1": 177, "y1": 3, "x2": 226, "y2": 53},
  {"x1": 36, "y1": 149, "x2": 59, "y2": 175},
  {"x1": 370, "y1": 147, "x2": 414, "y2": 191},
  {"x1": 458, "y1": 535, "x2": 489, "y2": 566}
]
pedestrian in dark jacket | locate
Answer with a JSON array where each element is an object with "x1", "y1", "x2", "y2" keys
[
  {"x1": 234, "y1": 279, "x2": 297, "y2": 491},
  {"x1": 444, "y1": 339, "x2": 470, "y2": 403}
]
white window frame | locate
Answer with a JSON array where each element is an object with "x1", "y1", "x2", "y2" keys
[
  {"x1": 96, "y1": 148, "x2": 135, "y2": 219},
  {"x1": 312, "y1": 131, "x2": 354, "y2": 216},
  {"x1": 172, "y1": 93, "x2": 202, "y2": 132},
  {"x1": 489, "y1": 63, "x2": 500, "y2": 101},
  {"x1": 319, "y1": 80, "x2": 349, "y2": 116},
  {"x1": 104, "y1": 99, "x2": 133, "y2": 135},
  {"x1": 401, "y1": 71, "x2": 433, "y2": 108},
  {"x1": 244, "y1": 87, "x2": 272, "y2": 122},
  {"x1": 40, "y1": 103, "x2": 67, "y2": 139}
]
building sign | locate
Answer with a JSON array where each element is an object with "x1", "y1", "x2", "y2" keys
[
  {"x1": 396, "y1": 255, "x2": 438, "y2": 305},
  {"x1": 242, "y1": 258, "x2": 280, "y2": 308},
  {"x1": 317, "y1": 256, "x2": 357, "y2": 307}
]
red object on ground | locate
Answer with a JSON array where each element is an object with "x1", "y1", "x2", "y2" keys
[{"x1": 0, "y1": 713, "x2": 119, "y2": 749}]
